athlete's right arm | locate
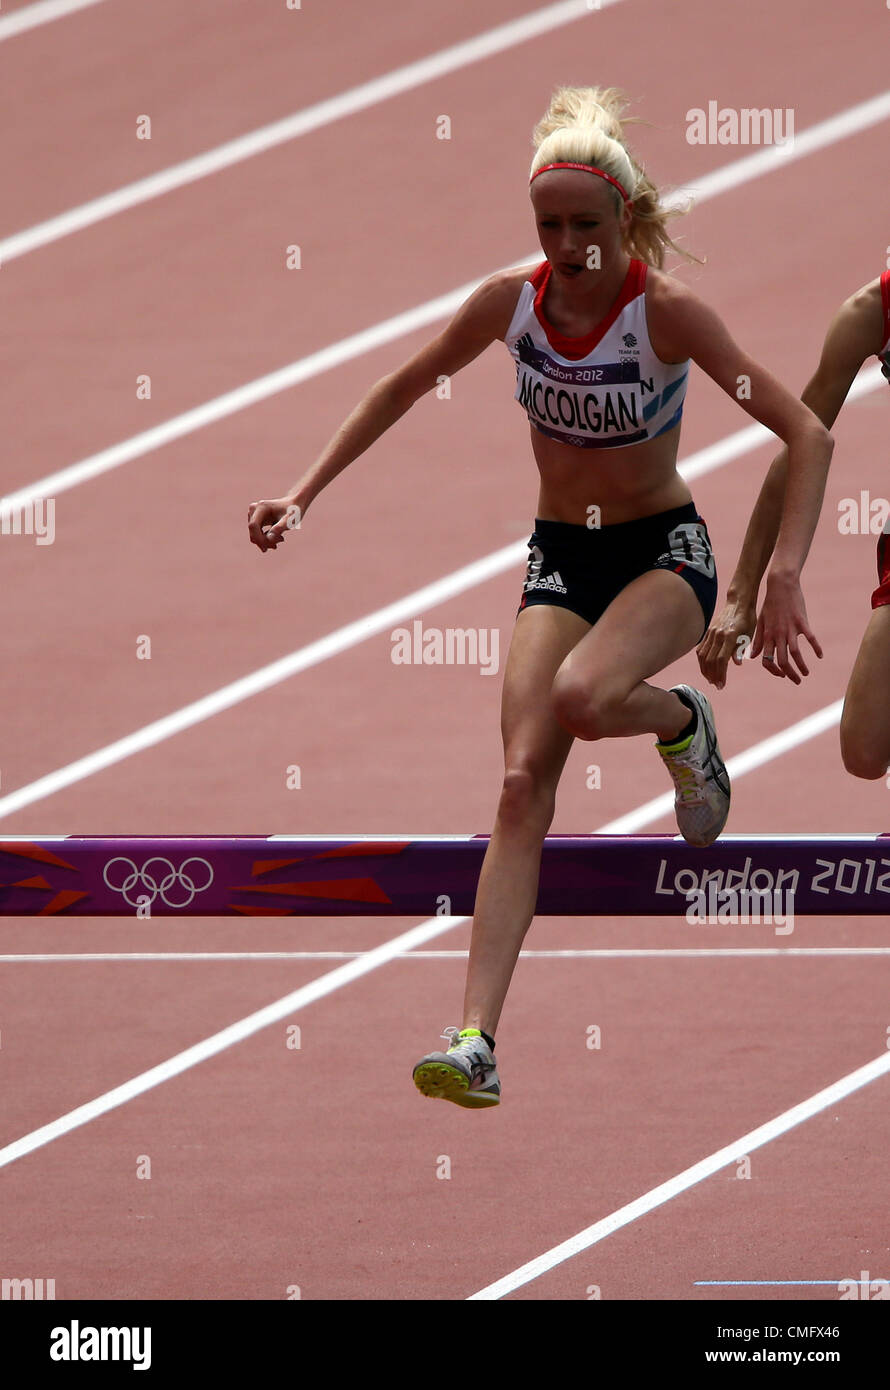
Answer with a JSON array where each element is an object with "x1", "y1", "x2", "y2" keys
[
  {"x1": 697, "y1": 282, "x2": 884, "y2": 687},
  {"x1": 247, "y1": 270, "x2": 522, "y2": 552}
]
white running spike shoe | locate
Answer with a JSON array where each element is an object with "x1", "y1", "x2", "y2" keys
[
  {"x1": 413, "y1": 1027, "x2": 500, "y2": 1108},
  {"x1": 656, "y1": 684, "x2": 730, "y2": 848}
]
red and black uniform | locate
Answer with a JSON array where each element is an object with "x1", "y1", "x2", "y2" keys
[{"x1": 870, "y1": 271, "x2": 890, "y2": 608}]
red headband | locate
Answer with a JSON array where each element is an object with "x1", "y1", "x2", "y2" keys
[{"x1": 529, "y1": 161, "x2": 632, "y2": 203}]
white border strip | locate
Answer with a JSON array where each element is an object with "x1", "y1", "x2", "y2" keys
[
  {"x1": 1, "y1": 832, "x2": 880, "y2": 843},
  {"x1": 468, "y1": 1050, "x2": 890, "y2": 1299},
  {"x1": 3, "y1": 947, "x2": 889, "y2": 962}
]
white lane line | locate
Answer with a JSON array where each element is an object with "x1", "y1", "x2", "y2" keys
[
  {"x1": 3, "y1": 356, "x2": 880, "y2": 515},
  {"x1": 0, "y1": 269, "x2": 499, "y2": 510},
  {"x1": 0, "y1": 574, "x2": 845, "y2": 828},
  {"x1": 3, "y1": 947, "x2": 888, "y2": 961},
  {"x1": 0, "y1": 422, "x2": 859, "y2": 822},
  {"x1": 0, "y1": 538, "x2": 524, "y2": 819},
  {"x1": 675, "y1": 90, "x2": 890, "y2": 201},
  {"x1": 0, "y1": 912, "x2": 469, "y2": 1170},
  {"x1": 1, "y1": 344, "x2": 882, "y2": 822},
  {"x1": 0, "y1": 0, "x2": 615, "y2": 261},
  {"x1": 0, "y1": 0, "x2": 106, "y2": 40},
  {"x1": 0, "y1": 704, "x2": 862, "y2": 1167},
  {"x1": 468, "y1": 1050, "x2": 890, "y2": 1300},
  {"x1": 1, "y1": 831, "x2": 875, "y2": 842},
  {"x1": 0, "y1": 404, "x2": 795, "y2": 820},
  {"x1": 4, "y1": 65, "x2": 886, "y2": 512}
]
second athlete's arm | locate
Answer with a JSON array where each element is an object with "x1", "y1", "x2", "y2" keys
[
  {"x1": 698, "y1": 284, "x2": 883, "y2": 685},
  {"x1": 650, "y1": 277, "x2": 834, "y2": 683}
]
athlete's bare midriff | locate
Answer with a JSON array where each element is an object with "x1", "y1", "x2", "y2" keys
[{"x1": 529, "y1": 421, "x2": 693, "y2": 525}]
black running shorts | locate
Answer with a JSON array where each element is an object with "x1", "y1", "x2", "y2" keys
[{"x1": 517, "y1": 502, "x2": 718, "y2": 640}]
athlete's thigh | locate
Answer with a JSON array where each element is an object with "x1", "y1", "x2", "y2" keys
[
  {"x1": 501, "y1": 604, "x2": 589, "y2": 767},
  {"x1": 559, "y1": 568, "x2": 704, "y2": 695},
  {"x1": 841, "y1": 605, "x2": 890, "y2": 750}
]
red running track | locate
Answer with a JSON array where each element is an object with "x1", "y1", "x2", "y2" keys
[{"x1": 1, "y1": 0, "x2": 889, "y2": 1305}]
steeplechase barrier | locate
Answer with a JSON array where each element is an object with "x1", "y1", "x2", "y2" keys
[{"x1": 1, "y1": 835, "x2": 889, "y2": 916}]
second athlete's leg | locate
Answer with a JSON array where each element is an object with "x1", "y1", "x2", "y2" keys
[{"x1": 840, "y1": 606, "x2": 890, "y2": 779}]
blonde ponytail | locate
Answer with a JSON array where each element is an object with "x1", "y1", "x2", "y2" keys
[{"x1": 530, "y1": 87, "x2": 699, "y2": 268}]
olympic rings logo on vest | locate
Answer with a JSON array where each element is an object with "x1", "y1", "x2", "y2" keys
[{"x1": 102, "y1": 856, "x2": 214, "y2": 909}]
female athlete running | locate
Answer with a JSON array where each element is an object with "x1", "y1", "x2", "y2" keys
[
  {"x1": 248, "y1": 88, "x2": 833, "y2": 1109},
  {"x1": 698, "y1": 270, "x2": 890, "y2": 777}
]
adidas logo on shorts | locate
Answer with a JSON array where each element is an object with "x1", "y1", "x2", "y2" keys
[{"x1": 526, "y1": 569, "x2": 568, "y2": 595}]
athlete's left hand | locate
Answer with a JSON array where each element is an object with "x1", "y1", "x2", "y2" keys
[{"x1": 751, "y1": 571, "x2": 823, "y2": 684}]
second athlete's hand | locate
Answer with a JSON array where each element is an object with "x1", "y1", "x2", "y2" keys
[
  {"x1": 697, "y1": 597, "x2": 758, "y2": 689},
  {"x1": 751, "y1": 571, "x2": 823, "y2": 684},
  {"x1": 247, "y1": 497, "x2": 302, "y2": 553}
]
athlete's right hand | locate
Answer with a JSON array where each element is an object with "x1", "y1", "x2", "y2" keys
[
  {"x1": 247, "y1": 497, "x2": 302, "y2": 553},
  {"x1": 696, "y1": 597, "x2": 758, "y2": 689}
]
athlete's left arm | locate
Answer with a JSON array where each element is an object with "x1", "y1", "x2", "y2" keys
[{"x1": 650, "y1": 277, "x2": 834, "y2": 683}]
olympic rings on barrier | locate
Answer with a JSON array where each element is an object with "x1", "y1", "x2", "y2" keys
[{"x1": 102, "y1": 856, "x2": 214, "y2": 909}]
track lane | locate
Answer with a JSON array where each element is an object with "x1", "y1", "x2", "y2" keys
[
  {"x1": 3, "y1": 0, "x2": 889, "y2": 1304},
  {"x1": 0, "y1": 0, "x2": 547, "y2": 231}
]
